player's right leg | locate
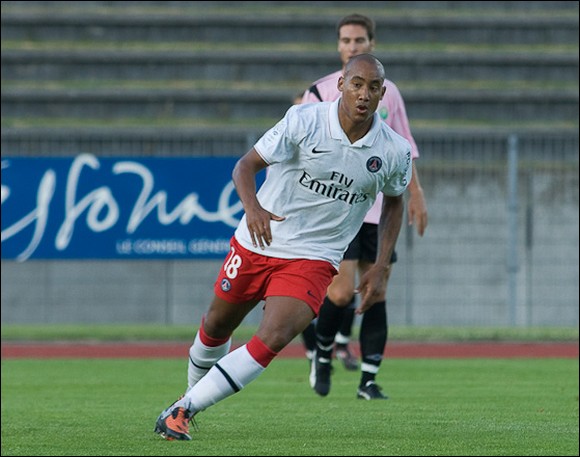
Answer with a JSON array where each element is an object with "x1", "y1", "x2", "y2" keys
[
  {"x1": 311, "y1": 259, "x2": 357, "y2": 396},
  {"x1": 187, "y1": 295, "x2": 259, "y2": 390},
  {"x1": 301, "y1": 319, "x2": 317, "y2": 361},
  {"x1": 155, "y1": 295, "x2": 259, "y2": 440},
  {"x1": 156, "y1": 239, "x2": 335, "y2": 439},
  {"x1": 157, "y1": 295, "x2": 316, "y2": 440},
  {"x1": 334, "y1": 302, "x2": 359, "y2": 371}
]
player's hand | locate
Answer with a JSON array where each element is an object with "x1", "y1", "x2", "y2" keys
[
  {"x1": 355, "y1": 265, "x2": 389, "y2": 314},
  {"x1": 245, "y1": 206, "x2": 285, "y2": 249}
]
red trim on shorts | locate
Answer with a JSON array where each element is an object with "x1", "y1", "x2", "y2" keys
[
  {"x1": 199, "y1": 316, "x2": 230, "y2": 347},
  {"x1": 246, "y1": 335, "x2": 278, "y2": 368}
]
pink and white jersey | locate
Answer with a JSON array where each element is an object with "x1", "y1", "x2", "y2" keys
[
  {"x1": 234, "y1": 98, "x2": 412, "y2": 269},
  {"x1": 302, "y1": 70, "x2": 419, "y2": 224}
]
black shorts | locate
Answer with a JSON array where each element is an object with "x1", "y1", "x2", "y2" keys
[{"x1": 343, "y1": 223, "x2": 397, "y2": 264}]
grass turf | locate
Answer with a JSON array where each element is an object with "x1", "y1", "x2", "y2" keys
[
  {"x1": 2, "y1": 324, "x2": 578, "y2": 342},
  {"x1": 1, "y1": 358, "x2": 578, "y2": 456}
]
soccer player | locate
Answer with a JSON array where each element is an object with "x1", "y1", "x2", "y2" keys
[
  {"x1": 154, "y1": 54, "x2": 412, "y2": 440},
  {"x1": 292, "y1": 91, "x2": 360, "y2": 370},
  {"x1": 304, "y1": 14, "x2": 428, "y2": 400}
]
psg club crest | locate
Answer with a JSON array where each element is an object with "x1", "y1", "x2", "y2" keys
[
  {"x1": 221, "y1": 278, "x2": 231, "y2": 292},
  {"x1": 366, "y1": 157, "x2": 382, "y2": 173}
]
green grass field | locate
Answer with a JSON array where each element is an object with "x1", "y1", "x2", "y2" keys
[
  {"x1": 2, "y1": 324, "x2": 578, "y2": 342},
  {"x1": 1, "y1": 357, "x2": 578, "y2": 456}
]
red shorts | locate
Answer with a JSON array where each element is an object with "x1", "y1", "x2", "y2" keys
[{"x1": 214, "y1": 237, "x2": 337, "y2": 315}]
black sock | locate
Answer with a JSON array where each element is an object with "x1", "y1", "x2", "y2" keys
[
  {"x1": 359, "y1": 300, "x2": 387, "y2": 386},
  {"x1": 360, "y1": 371, "x2": 375, "y2": 386},
  {"x1": 315, "y1": 297, "x2": 346, "y2": 360},
  {"x1": 337, "y1": 299, "x2": 355, "y2": 346},
  {"x1": 301, "y1": 321, "x2": 317, "y2": 352}
]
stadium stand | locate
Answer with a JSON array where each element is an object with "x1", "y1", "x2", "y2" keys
[{"x1": 1, "y1": 0, "x2": 578, "y2": 156}]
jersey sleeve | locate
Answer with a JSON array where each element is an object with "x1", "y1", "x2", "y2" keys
[
  {"x1": 382, "y1": 148, "x2": 413, "y2": 196},
  {"x1": 383, "y1": 83, "x2": 420, "y2": 160},
  {"x1": 301, "y1": 85, "x2": 323, "y2": 104},
  {"x1": 254, "y1": 105, "x2": 300, "y2": 165}
]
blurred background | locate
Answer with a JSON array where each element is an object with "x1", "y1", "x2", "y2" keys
[{"x1": 1, "y1": 1, "x2": 578, "y2": 328}]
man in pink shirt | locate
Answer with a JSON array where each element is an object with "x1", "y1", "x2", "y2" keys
[{"x1": 304, "y1": 14, "x2": 428, "y2": 399}]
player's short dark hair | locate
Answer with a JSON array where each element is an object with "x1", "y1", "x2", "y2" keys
[
  {"x1": 344, "y1": 53, "x2": 385, "y2": 80},
  {"x1": 336, "y1": 14, "x2": 376, "y2": 41}
]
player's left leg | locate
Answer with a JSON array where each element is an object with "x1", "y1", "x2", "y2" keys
[
  {"x1": 356, "y1": 252, "x2": 394, "y2": 400},
  {"x1": 357, "y1": 300, "x2": 389, "y2": 400}
]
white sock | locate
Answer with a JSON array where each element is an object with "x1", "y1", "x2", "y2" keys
[
  {"x1": 181, "y1": 344, "x2": 265, "y2": 413},
  {"x1": 187, "y1": 331, "x2": 232, "y2": 391}
]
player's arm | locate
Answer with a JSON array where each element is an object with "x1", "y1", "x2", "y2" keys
[
  {"x1": 232, "y1": 148, "x2": 285, "y2": 249},
  {"x1": 387, "y1": 85, "x2": 428, "y2": 237},
  {"x1": 406, "y1": 160, "x2": 428, "y2": 236},
  {"x1": 356, "y1": 194, "x2": 404, "y2": 314}
]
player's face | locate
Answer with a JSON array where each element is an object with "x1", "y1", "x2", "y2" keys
[
  {"x1": 337, "y1": 25, "x2": 375, "y2": 66},
  {"x1": 338, "y1": 60, "x2": 385, "y2": 124}
]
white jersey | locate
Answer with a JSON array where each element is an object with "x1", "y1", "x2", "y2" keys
[
  {"x1": 234, "y1": 98, "x2": 412, "y2": 269},
  {"x1": 302, "y1": 69, "x2": 420, "y2": 225}
]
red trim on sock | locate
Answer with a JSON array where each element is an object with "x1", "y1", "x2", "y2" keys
[
  {"x1": 246, "y1": 335, "x2": 278, "y2": 368},
  {"x1": 199, "y1": 318, "x2": 231, "y2": 347}
]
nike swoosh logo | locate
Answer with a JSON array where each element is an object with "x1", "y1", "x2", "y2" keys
[
  {"x1": 312, "y1": 147, "x2": 332, "y2": 154},
  {"x1": 307, "y1": 290, "x2": 317, "y2": 298}
]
